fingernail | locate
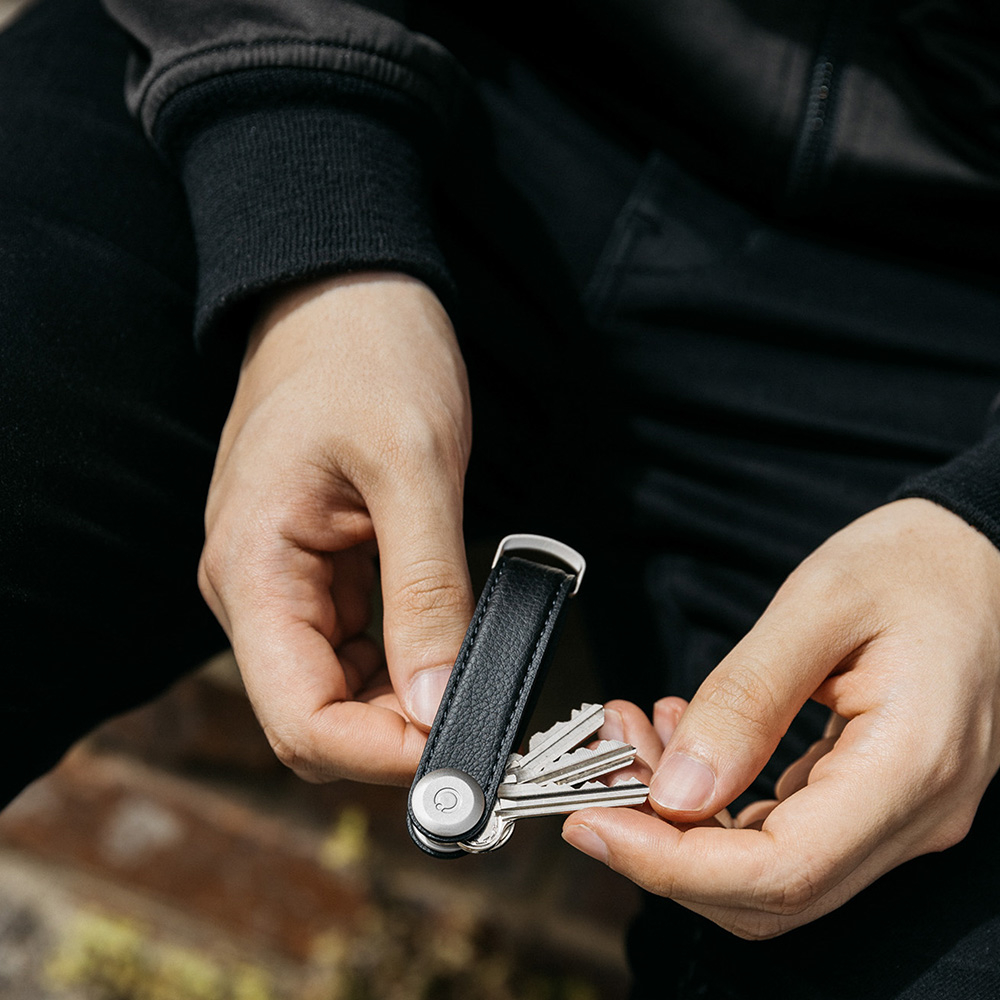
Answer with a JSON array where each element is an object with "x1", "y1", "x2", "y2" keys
[
  {"x1": 598, "y1": 708, "x2": 624, "y2": 743},
  {"x1": 562, "y1": 824, "x2": 609, "y2": 864},
  {"x1": 650, "y1": 753, "x2": 716, "y2": 813},
  {"x1": 407, "y1": 666, "x2": 451, "y2": 727}
]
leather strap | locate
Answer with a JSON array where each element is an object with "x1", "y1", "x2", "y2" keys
[{"x1": 407, "y1": 539, "x2": 582, "y2": 857}]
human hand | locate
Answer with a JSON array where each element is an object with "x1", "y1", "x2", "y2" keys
[
  {"x1": 563, "y1": 498, "x2": 1000, "y2": 938},
  {"x1": 198, "y1": 272, "x2": 474, "y2": 785}
]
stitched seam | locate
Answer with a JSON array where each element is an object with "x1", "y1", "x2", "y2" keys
[
  {"x1": 139, "y1": 38, "x2": 445, "y2": 113},
  {"x1": 421, "y1": 563, "x2": 506, "y2": 763},
  {"x1": 486, "y1": 579, "x2": 567, "y2": 792}
]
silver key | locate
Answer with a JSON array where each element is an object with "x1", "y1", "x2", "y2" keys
[
  {"x1": 499, "y1": 776, "x2": 651, "y2": 816},
  {"x1": 534, "y1": 739, "x2": 638, "y2": 786},
  {"x1": 461, "y1": 776, "x2": 649, "y2": 853},
  {"x1": 508, "y1": 702, "x2": 605, "y2": 782},
  {"x1": 458, "y1": 703, "x2": 649, "y2": 854}
]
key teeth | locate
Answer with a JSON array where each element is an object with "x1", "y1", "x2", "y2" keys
[
  {"x1": 475, "y1": 703, "x2": 646, "y2": 854},
  {"x1": 525, "y1": 702, "x2": 603, "y2": 753},
  {"x1": 573, "y1": 779, "x2": 610, "y2": 793},
  {"x1": 568, "y1": 777, "x2": 650, "y2": 792},
  {"x1": 576, "y1": 739, "x2": 629, "y2": 754},
  {"x1": 525, "y1": 739, "x2": 629, "y2": 767},
  {"x1": 514, "y1": 738, "x2": 638, "y2": 785}
]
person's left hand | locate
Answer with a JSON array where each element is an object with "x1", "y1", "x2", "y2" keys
[{"x1": 563, "y1": 498, "x2": 1000, "y2": 939}]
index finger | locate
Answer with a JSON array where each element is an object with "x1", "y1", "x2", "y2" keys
[{"x1": 236, "y1": 614, "x2": 428, "y2": 784}]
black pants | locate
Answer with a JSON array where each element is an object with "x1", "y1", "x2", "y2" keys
[{"x1": 5, "y1": 2, "x2": 1000, "y2": 997}]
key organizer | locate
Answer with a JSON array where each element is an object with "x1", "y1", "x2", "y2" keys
[{"x1": 407, "y1": 534, "x2": 585, "y2": 857}]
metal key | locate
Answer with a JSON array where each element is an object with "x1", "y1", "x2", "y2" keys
[
  {"x1": 460, "y1": 775, "x2": 649, "y2": 853},
  {"x1": 498, "y1": 777, "x2": 651, "y2": 816},
  {"x1": 532, "y1": 739, "x2": 639, "y2": 786},
  {"x1": 509, "y1": 703, "x2": 606, "y2": 782},
  {"x1": 457, "y1": 702, "x2": 650, "y2": 854}
]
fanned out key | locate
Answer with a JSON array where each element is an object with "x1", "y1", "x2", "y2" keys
[
  {"x1": 459, "y1": 703, "x2": 649, "y2": 853},
  {"x1": 509, "y1": 703, "x2": 606, "y2": 782},
  {"x1": 530, "y1": 739, "x2": 638, "y2": 786}
]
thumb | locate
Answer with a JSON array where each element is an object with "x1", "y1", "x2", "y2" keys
[
  {"x1": 648, "y1": 577, "x2": 867, "y2": 819},
  {"x1": 370, "y1": 479, "x2": 475, "y2": 730}
]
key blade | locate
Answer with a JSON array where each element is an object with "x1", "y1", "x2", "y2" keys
[
  {"x1": 512, "y1": 703, "x2": 605, "y2": 781},
  {"x1": 541, "y1": 740, "x2": 638, "y2": 786},
  {"x1": 497, "y1": 778, "x2": 649, "y2": 819}
]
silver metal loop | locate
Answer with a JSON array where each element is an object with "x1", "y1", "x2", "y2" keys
[{"x1": 492, "y1": 534, "x2": 586, "y2": 596}]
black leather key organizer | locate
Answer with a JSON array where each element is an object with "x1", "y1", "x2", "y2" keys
[{"x1": 407, "y1": 534, "x2": 585, "y2": 857}]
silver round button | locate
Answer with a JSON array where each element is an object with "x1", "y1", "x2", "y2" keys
[{"x1": 410, "y1": 768, "x2": 485, "y2": 838}]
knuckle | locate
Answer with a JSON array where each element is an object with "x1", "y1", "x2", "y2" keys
[
  {"x1": 756, "y1": 862, "x2": 823, "y2": 916},
  {"x1": 644, "y1": 866, "x2": 683, "y2": 901},
  {"x1": 926, "y1": 744, "x2": 966, "y2": 795},
  {"x1": 913, "y1": 750, "x2": 980, "y2": 853},
  {"x1": 926, "y1": 810, "x2": 976, "y2": 853},
  {"x1": 787, "y1": 552, "x2": 851, "y2": 599},
  {"x1": 196, "y1": 553, "x2": 213, "y2": 601},
  {"x1": 785, "y1": 554, "x2": 876, "y2": 624},
  {"x1": 394, "y1": 558, "x2": 470, "y2": 619},
  {"x1": 701, "y1": 662, "x2": 781, "y2": 742},
  {"x1": 375, "y1": 407, "x2": 469, "y2": 483},
  {"x1": 265, "y1": 727, "x2": 325, "y2": 783},
  {"x1": 197, "y1": 544, "x2": 227, "y2": 603}
]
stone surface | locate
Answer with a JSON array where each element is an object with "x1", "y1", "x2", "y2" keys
[{"x1": 0, "y1": 657, "x2": 641, "y2": 999}]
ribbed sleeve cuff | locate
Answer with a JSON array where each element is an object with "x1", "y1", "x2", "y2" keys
[
  {"x1": 154, "y1": 70, "x2": 456, "y2": 353},
  {"x1": 891, "y1": 430, "x2": 1000, "y2": 550}
]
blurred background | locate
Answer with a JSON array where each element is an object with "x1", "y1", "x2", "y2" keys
[{"x1": 0, "y1": 639, "x2": 640, "y2": 1000}]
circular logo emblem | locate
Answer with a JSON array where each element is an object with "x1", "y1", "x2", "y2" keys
[{"x1": 433, "y1": 787, "x2": 460, "y2": 813}]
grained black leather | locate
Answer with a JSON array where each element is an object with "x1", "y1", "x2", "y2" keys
[{"x1": 407, "y1": 553, "x2": 577, "y2": 855}]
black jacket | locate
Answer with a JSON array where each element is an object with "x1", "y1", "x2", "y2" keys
[{"x1": 101, "y1": 0, "x2": 1000, "y2": 545}]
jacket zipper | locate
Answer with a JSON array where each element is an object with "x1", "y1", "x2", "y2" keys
[{"x1": 784, "y1": 1, "x2": 861, "y2": 215}]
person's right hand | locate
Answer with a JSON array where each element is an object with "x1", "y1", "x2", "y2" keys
[{"x1": 198, "y1": 272, "x2": 475, "y2": 785}]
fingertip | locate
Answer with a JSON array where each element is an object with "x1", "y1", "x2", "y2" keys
[
  {"x1": 561, "y1": 822, "x2": 609, "y2": 864},
  {"x1": 653, "y1": 696, "x2": 687, "y2": 745},
  {"x1": 600, "y1": 701, "x2": 663, "y2": 772},
  {"x1": 734, "y1": 799, "x2": 779, "y2": 830}
]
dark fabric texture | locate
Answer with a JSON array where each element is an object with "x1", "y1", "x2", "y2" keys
[
  {"x1": 5, "y1": 1, "x2": 1000, "y2": 997},
  {"x1": 0, "y1": 0, "x2": 229, "y2": 802},
  {"x1": 445, "y1": 52, "x2": 1000, "y2": 998},
  {"x1": 893, "y1": 428, "x2": 1000, "y2": 549},
  {"x1": 158, "y1": 71, "x2": 455, "y2": 353},
  {"x1": 101, "y1": 0, "x2": 464, "y2": 134}
]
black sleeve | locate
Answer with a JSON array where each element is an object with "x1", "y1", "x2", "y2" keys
[
  {"x1": 100, "y1": 0, "x2": 467, "y2": 349},
  {"x1": 892, "y1": 415, "x2": 1000, "y2": 550}
]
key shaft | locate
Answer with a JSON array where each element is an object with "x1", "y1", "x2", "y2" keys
[
  {"x1": 459, "y1": 778, "x2": 649, "y2": 853},
  {"x1": 497, "y1": 778, "x2": 649, "y2": 819},
  {"x1": 540, "y1": 740, "x2": 638, "y2": 786}
]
